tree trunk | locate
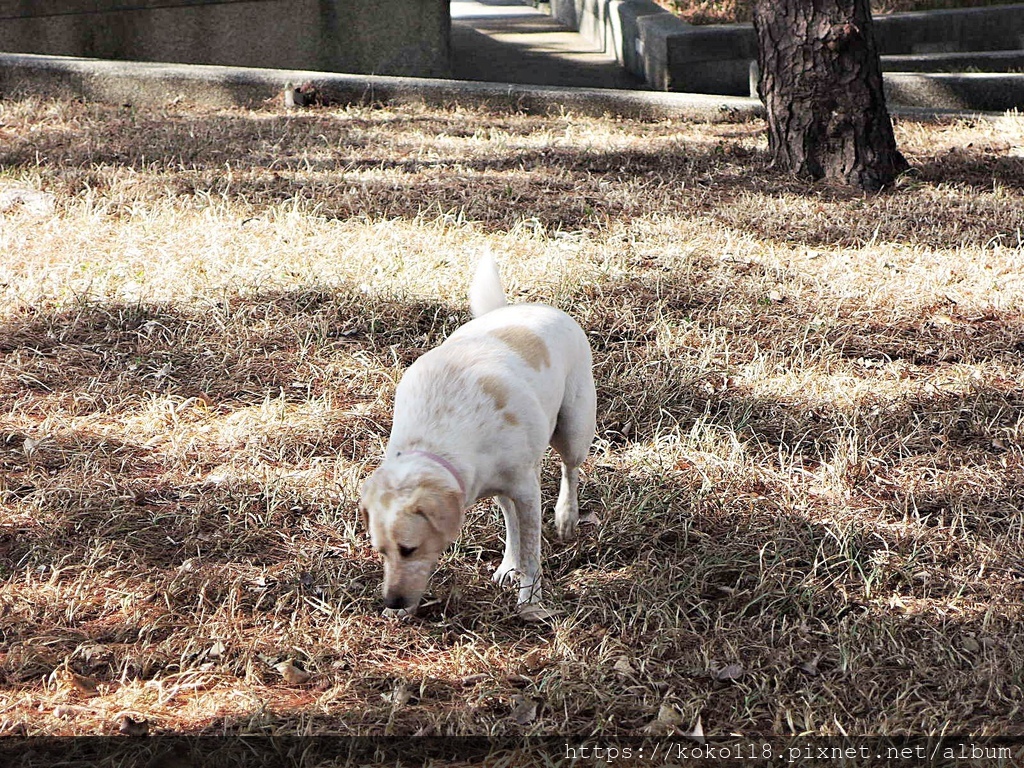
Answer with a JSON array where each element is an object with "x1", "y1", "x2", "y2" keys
[{"x1": 753, "y1": 0, "x2": 909, "y2": 191}]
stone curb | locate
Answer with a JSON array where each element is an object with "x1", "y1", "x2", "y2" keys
[
  {"x1": 0, "y1": 51, "x2": 1002, "y2": 124},
  {"x1": 882, "y1": 50, "x2": 1024, "y2": 73},
  {"x1": 0, "y1": 51, "x2": 764, "y2": 122},
  {"x1": 885, "y1": 72, "x2": 1024, "y2": 112}
]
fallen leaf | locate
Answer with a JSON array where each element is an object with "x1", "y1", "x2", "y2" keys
[
  {"x1": 613, "y1": 656, "x2": 636, "y2": 677},
  {"x1": 522, "y1": 647, "x2": 549, "y2": 672},
  {"x1": 797, "y1": 655, "x2": 821, "y2": 676},
  {"x1": 118, "y1": 715, "x2": 150, "y2": 737},
  {"x1": 274, "y1": 660, "x2": 311, "y2": 686},
  {"x1": 517, "y1": 603, "x2": 560, "y2": 622},
  {"x1": 643, "y1": 702, "x2": 682, "y2": 736},
  {"x1": 385, "y1": 682, "x2": 412, "y2": 708},
  {"x1": 713, "y1": 662, "x2": 744, "y2": 682},
  {"x1": 888, "y1": 594, "x2": 908, "y2": 611},
  {"x1": 206, "y1": 641, "x2": 226, "y2": 660},
  {"x1": 53, "y1": 704, "x2": 91, "y2": 719},
  {"x1": 681, "y1": 714, "x2": 706, "y2": 745},
  {"x1": 510, "y1": 695, "x2": 540, "y2": 726}
]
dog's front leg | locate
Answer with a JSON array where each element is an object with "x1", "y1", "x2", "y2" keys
[
  {"x1": 493, "y1": 495, "x2": 521, "y2": 587},
  {"x1": 512, "y1": 480, "x2": 543, "y2": 605}
]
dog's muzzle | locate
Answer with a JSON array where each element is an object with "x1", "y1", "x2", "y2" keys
[{"x1": 384, "y1": 592, "x2": 414, "y2": 610}]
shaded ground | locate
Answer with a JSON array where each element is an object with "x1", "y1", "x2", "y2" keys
[
  {"x1": 451, "y1": 0, "x2": 641, "y2": 89},
  {"x1": 0, "y1": 96, "x2": 1022, "y2": 765}
]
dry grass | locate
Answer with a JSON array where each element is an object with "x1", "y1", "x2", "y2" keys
[
  {"x1": 656, "y1": 0, "x2": 1020, "y2": 25},
  {"x1": 0, "y1": 95, "x2": 1023, "y2": 763}
]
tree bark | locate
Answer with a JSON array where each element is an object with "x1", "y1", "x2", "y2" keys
[{"x1": 753, "y1": 0, "x2": 909, "y2": 191}]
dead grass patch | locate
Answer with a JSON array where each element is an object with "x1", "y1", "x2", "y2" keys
[{"x1": 0, "y1": 95, "x2": 1022, "y2": 761}]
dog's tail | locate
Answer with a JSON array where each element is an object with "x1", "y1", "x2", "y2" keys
[{"x1": 469, "y1": 252, "x2": 508, "y2": 318}]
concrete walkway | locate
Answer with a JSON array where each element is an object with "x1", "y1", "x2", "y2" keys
[{"x1": 450, "y1": 0, "x2": 642, "y2": 89}]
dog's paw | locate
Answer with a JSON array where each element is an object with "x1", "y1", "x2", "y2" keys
[
  {"x1": 382, "y1": 607, "x2": 416, "y2": 620},
  {"x1": 492, "y1": 561, "x2": 520, "y2": 587},
  {"x1": 555, "y1": 514, "x2": 578, "y2": 541}
]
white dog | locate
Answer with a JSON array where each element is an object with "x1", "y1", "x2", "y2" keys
[{"x1": 359, "y1": 255, "x2": 596, "y2": 614}]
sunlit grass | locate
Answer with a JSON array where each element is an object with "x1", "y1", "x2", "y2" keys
[{"x1": 0, "y1": 96, "x2": 1022, "y2": 748}]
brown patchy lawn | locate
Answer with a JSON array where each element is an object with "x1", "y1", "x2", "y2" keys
[{"x1": 0, "y1": 94, "x2": 1023, "y2": 761}]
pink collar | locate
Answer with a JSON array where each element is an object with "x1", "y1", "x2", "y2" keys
[{"x1": 401, "y1": 450, "x2": 466, "y2": 503}]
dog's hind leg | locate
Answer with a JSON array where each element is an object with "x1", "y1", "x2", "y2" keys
[{"x1": 550, "y1": 373, "x2": 597, "y2": 541}]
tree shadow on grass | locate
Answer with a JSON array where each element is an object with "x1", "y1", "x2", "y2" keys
[
  {"x1": 0, "y1": 285, "x2": 464, "y2": 682},
  {"x1": 913, "y1": 151, "x2": 1024, "y2": 197},
  {"x1": 1, "y1": 268, "x2": 1022, "y2": 739},
  {"x1": 13, "y1": 451, "x2": 1009, "y2": 743},
  {"x1": 3, "y1": 103, "x2": 1022, "y2": 248},
  {"x1": 566, "y1": 267, "x2": 1024, "y2": 460},
  {"x1": 0, "y1": 284, "x2": 462, "y2": 403},
  {"x1": 230, "y1": 442, "x2": 1019, "y2": 739}
]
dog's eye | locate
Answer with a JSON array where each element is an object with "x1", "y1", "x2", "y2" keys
[{"x1": 398, "y1": 545, "x2": 417, "y2": 558}]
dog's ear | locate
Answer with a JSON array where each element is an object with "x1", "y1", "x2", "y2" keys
[
  {"x1": 358, "y1": 471, "x2": 379, "y2": 534},
  {"x1": 412, "y1": 484, "x2": 464, "y2": 544}
]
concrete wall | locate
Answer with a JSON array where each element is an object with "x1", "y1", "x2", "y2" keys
[
  {"x1": 548, "y1": 0, "x2": 665, "y2": 79},
  {"x1": 873, "y1": 5, "x2": 1024, "y2": 54},
  {"x1": 0, "y1": 0, "x2": 451, "y2": 78},
  {"x1": 552, "y1": 0, "x2": 1024, "y2": 99}
]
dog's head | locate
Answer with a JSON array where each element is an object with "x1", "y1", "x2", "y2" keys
[{"x1": 359, "y1": 460, "x2": 464, "y2": 612}]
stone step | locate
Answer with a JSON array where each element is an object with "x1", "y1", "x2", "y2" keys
[{"x1": 882, "y1": 50, "x2": 1024, "y2": 74}]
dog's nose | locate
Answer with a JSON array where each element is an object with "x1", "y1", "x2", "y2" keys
[{"x1": 384, "y1": 594, "x2": 410, "y2": 610}]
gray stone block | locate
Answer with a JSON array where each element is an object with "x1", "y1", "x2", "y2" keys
[
  {"x1": 549, "y1": 0, "x2": 584, "y2": 30},
  {"x1": 0, "y1": 0, "x2": 451, "y2": 78},
  {"x1": 638, "y1": 15, "x2": 755, "y2": 95},
  {"x1": 884, "y1": 72, "x2": 1024, "y2": 111},
  {"x1": 610, "y1": 0, "x2": 669, "y2": 79},
  {"x1": 631, "y1": 2, "x2": 1024, "y2": 102},
  {"x1": 883, "y1": 50, "x2": 1024, "y2": 73},
  {"x1": 872, "y1": 5, "x2": 1024, "y2": 55}
]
